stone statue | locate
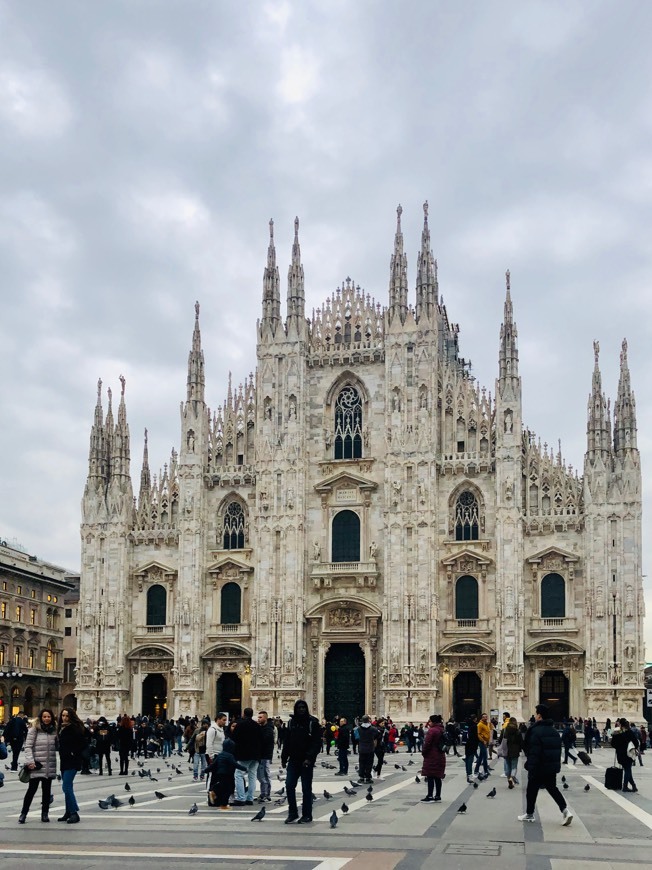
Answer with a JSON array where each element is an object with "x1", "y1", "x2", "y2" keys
[
  {"x1": 391, "y1": 646, "x2": 399, "y2": 671},
  {"x1": 313, "y1": 541, "x2": 321, "y2": 562},
  {"x1": 369, "y1": 541, "x2": 377, "y2": 559},
  {"x1": 504, "y1": 411, "x2": 513, "y2": 433},
  {"x1": 187, "y1": 429, "x2": 195, "y2": 452}
]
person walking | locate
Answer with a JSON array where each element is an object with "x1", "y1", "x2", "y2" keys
[
  {"x1": 474, "y1": 713, "x2": 491, "y2": 777},
  {"x1": 117, "y1": 714, "x2": 134, "y2": 775},
  {"x1": 373, "y1": 718, "x2": 389, "y2": 778},
  {"x1": 57, "y1": 707, "x2": 88, "y2": 824},
  {"x1": 256, "y1": 710, "x2": 275, "y2": 802},
  {"x1": 583, "y1": 718, "x2": 593, "y2": 755},
  {"x1": 334, "y1": 717, "x2": 351, "y2": 776},
  {"x1": 445, "y1": 719, "x2": 460, "y2": 756},
  {"x1": 420, "y1": 714, "x2": 447, "y2": 802},
  {"x1": 5, "y1": 712, "x2": 28, "y2": 771},
  {"x1": 464, "y1": 715, "x2": 479, "y2": 783},
  {"x1": 502, "y1": 716, "x2": 523, "y2": 787},
  {"x1": 518, "y1": 704, "x2": 573, "y2": 826},
  {"x1": 93, "y1": 717, "x2": 113, "y2": 775},
  {"x1": 231, "y1": 708, "x2": 262, "y2": 806},
  {"x1": 281, "y1": 699, "x2": 322, "y2": 824},
  {"x1": 18, "y1": 709, "x2": 57, "y2": 824},
  {"x1": 561, "y1": 722, "x2": 578, "y2": 765},
  {"x1": 357, "y1": 715, "x2": 379, "y2": 783},
  {"x1": 611, "y1": 719, "x2": 639, "y2": 792}
]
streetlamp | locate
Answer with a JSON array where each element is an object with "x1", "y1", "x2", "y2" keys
[{"x1": 0, "y1": 671, "x2": 23, "y2": 678}]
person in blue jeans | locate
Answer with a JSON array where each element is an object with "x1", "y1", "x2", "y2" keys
[
  {"x1": 335, "y1": 717, "x2": 351, "y2": 775},
  {"x1": 281, "y1": 699, "x2": 322, "y2": 824},
  {"x1": 57, "y1": 707, "x2": 88, "y2": 824},
  {"x1": 231, "y1": 708, "x2": 262, "y2": 806}
]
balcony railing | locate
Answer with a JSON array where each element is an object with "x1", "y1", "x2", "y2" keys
[
  {"x1": 530, "y1": 616, "x2": 578, "y2": 633},
  {"x1": 443, "y1": 617, "x2": 491, "y2": 634},
  {"x1": 133, "y1": 624, "x2": 174, "y2": 637},
  {"x1": 311, "y1": 560, "x2": 379, "y2": 589}
]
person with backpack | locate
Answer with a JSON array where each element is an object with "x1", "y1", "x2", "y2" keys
[
  {"x1": 190, "y1": 719, "x2": 209, "y2": 781},
  {"x1": 420, "y1": 714, "x2": 447, "y2": 802}
]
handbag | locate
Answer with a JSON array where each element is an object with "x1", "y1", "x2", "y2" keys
[
  {"x1": 18, "y1": 765, "x2": 31, "y2": 784},
  {"x1": 627, "y1": 743, "x2": 638, "y2": 760},
  {"x1": 496, "y1": 738, "x2": 508, "y2": 758}
]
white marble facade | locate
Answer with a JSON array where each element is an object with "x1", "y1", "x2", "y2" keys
[{"x1": 75, "y1": 207, "x2": 644, "y2": 724}]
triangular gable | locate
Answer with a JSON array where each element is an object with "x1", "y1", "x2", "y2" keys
[
  {"x1": 526, "y1": 546, "x2": 579, "y2": 564},
  {"x1": 206, "y1": 555, "x2": 254, "y2": 574},
  {"x1": 315, "y1": 469, "x2": 378, "y2": 494},
  {"x1": 441, "y1": 549, "x2": 493, "y2": 567},
  {"x1": 133, "y1": 560, "x2": 177, "y2": 576}
]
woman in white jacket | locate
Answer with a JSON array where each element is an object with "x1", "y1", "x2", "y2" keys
[{"x1": 18, "y1": 709, "x2": 58, "y2": 824}]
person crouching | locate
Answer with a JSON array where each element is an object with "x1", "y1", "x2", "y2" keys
[{"x1": 206, "y1": 738, "x2": 246, "y2": 810}]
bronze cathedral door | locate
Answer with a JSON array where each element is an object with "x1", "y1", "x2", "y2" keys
[{"x1": 324, "y1": 643, "x2": 365, "y2": 722}]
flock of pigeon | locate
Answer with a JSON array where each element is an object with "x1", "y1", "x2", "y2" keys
[{"x1": 88, "y1": 753, "x2": 593, "y2": 827}]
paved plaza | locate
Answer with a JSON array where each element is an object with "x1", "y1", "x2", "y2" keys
[{"x1": 1, "y1": 748, "x2": 652, "y2": 869}]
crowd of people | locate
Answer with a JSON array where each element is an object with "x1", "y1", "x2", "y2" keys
[{"x1": 1, "y1": 703, "x2": 648, "y2": 826}]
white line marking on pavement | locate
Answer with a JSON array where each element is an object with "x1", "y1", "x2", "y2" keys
[
  {"x1": 583, "y1": 775, "x2": 652, "y2": 830},
  {"x1": 315, "y1": 775, "x2": 414, "y2": 821},
  {"x1": 0, "y1": 848, "x2": 350, "y2": 866}
]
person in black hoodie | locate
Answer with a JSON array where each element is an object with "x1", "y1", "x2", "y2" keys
[
  {"x1": 281, "y1": 699, "x2": 322, "y2": 824},
  {"x1": 519, "y1": 704, "x2": 573, "y2": 826},
  {"x1": 92, "y1": 717, "x2": 113, "y2": 776},
  {"x1": 206, "y1": 737, "x2": 246, "y2": 810},
  {"x1": 231, "y1": 708, "x2": 262, "y2": 806}
]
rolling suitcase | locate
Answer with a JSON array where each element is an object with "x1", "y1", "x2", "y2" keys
[
  {"x1": 577, "y1": 750, "x2": 592, "y2": 766},
  {"x1": 604, "y1": 753, "x2": 623, "y2": 790}
]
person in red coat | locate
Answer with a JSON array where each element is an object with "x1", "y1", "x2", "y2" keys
[{"x1": 420, "y1": 714, "x2": 447, "y2": 802}]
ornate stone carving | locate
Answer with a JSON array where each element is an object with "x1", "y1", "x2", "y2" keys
[{"x1": 328, "y1": 607, "x2": 362, "y2": 628}]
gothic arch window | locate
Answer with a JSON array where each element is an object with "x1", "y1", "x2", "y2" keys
[
  {"x1": 334, "y1": 386, "x2": 362, "y2": 460},
  {"x1": 455, "y1": 575, "x2": 479, "y2": 620},
  {"x1": 331, "y1": 509, "x2": 360, "y2": 562},
  {"x1": 146, "y1": 584, "x2": 167, "y2": 626},
  {"x1": 541, "y1": 573, "x2": 565, "y2": 618},
  {"x1": 454, "y1": 490, "x2": 480, "y2": 541},
  {"x1": 221, "y1": 582, "x2": 241, "y2": 624},
  {"x1": 222, "y1": 501, "x2": 246, "y2": 550}
]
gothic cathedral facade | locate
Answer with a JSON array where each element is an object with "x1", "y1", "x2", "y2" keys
[{"x1": 76, "y1": 205, "x2": 644, "y2": 724}]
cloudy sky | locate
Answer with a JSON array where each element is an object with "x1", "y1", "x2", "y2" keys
[{"x1": 1, "y1": 1, "x2": 651, "y2": 650}]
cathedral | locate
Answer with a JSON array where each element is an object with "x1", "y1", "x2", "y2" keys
[{"x1": 76, "y1": 205, "x2": 644, "y2": 725}]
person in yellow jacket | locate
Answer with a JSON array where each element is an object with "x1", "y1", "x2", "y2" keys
[{"x1": 474, "y1": 713, "x2": 491, "y2": 776}]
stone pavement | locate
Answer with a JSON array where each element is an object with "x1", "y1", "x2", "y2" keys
[{"x1": 1, "y1": 748, "x2": 651, "y2": 869}]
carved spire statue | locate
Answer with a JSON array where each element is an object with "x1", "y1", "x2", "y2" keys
[
  {"x1": 586, "y1": 339, "x2": 612, "y2": 461},
  {"x1": 286, "y1": 216, "x2": 306, "y2": 336},
  {"x1": 614, "y1": 337, "x2": 637, "y2": 454},
  {"x1": 416, "y1": 200, "x2": 438, "y2": 321},
  {"x1": 260, "y1": 218, "x2": 281, "y2": 338},
  {"x1": 186, "y1": 301, "x2": 205, "y2": 405},
  {"x1": 388, "y1": 204, "x2": 408, "y2": 324}
]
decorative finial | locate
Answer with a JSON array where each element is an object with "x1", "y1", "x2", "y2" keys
[
  {"x1": 621, "y1": 337, "x2": 628, "y2": 365},
  {"x1": 144, "y1": 427, "x2": 148, "y2": 445},
  {"x1": 195, "y1": 300, "x2": 200, "y2": 318},
  {"x1": 505, "y1": 269, "x2": 511, "y2": 292},
  {"x1": 269, "y1": 218, "x2": 274, "y2": 240},
  {"x1": 97, "y1": 378, "x2": 102, "y2": 401},
  {"x1": 423, "y1": 200, "x2": 429, "y2": 221},
  {"x1": 593, "y1": 339, "x2": 600, "y2": 366},
  {"x1": 294, "y1": 216, "x2": 299, "y2": 239},
  {"x1": 107, "y1": 386, "x2": 112, "y2": 406},
  {"x1": 119, "y1": 374, "x2": 126, "y2": 396},
  {"x1": 396, "y1": 204, "x2": 402, "y2": 228}
]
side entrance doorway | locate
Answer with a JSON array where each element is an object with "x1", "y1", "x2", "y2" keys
[
  {"x1": 539, "y1": 670, "x2": 569, "y2": 723},
  {"x1": 324, "y1": 643, "x2": 365, "y2": 722},
  {"x1": 216, "y1": 672, "x2": 242, "y2": 719},
  {"x1": 453, "y1": 671, "x2": 482, "y2": 722},
  {"x1": 142, "y1": 673, "x2": 167, "y2": 719}
]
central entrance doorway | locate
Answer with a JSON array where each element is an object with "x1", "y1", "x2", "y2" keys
[
  {"x1": 324, "y1": 643, "x2": 365, "y2": 721},
  {"x1": 216, "y1": 672, "x2": 242, "y2": 719},
  {"x1": 539, "y1": 670, "x2": 569, "y2": 723},
  {"x1": 142, "y1": 673, "x2": 167, "y2": 719},
  {"x1": 453, "y1": 671, "x2": 482, "y2": 721}
]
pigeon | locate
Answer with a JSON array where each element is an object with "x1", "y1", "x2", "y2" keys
[
  {"x1": 157, "y1": 768, "x2": 161, "y2": 773},
  {"x1": 584, "y1": 784, "x2": 590, "y2": 792},
  {"x1": 56, "y1": 774, "x2": 62, "y2": 782},
  {"x1": 98, "y1": 799, "x2": 112, "y2": 809},
  {"x1": 341, "y1": 802, "x2": 349, "y2": 814},
  {"x1": 311, "y1": 793, "x2": 317, "y2": 801},
  {"x1": 473, "y1": 782, "x2": 479, "y2": 789},
  {"x1": 394, "y1": 764, "x2": 401, "y2": 769},
  {"x1": 367, "y1": 784, "x2": 373, "y2": 793},
  {"x1": 561, "y1": 775, "x2": 566, "y2": 782},
  {"x1": 251, "y1": 806, "x2": 266, "y2": 821},
  {"x1": 563, "y1": 782, "x2": 569, "y2": 790},
  {"x1": 344, "y1": 787, "x2": 357, "y2": 796},
  {"x1": 124, "y1": 783, "x2": 131, "y2": 791},
  {"x1": 274, "y1": 797, "x2": 287, "y2": 806},
  {"x1": 487, "y1": 788, "x2": 496, "y2": 798},
  {"x1": 154, "y1": 791, "x2": 166, "y2": 799},
  {"x1": 330, "y1": 810, "x2": 338, "y2": 828},
  {"x1": 275, "y1": 787, "x2": 285, "y2": 796},
  {"x1": 188, "y1": 802, "x2": 198, "y2": 815},
  {"x1": 457, "y1": 803, "x2": 467, "y2": 814},
  {"x1": 50, "y1": 794, "x2": 54, "y2": 805},
  {"x1": 110, "y1": 797, "x2": 123, "y2": 808},
  {"x1": 150, "y1": 777, "x2": 158, "y2": 782},
  {"x1": 365, "y1": 792, "x2": 373, "y2": 802},
  {"x1": 128, "y1": 796, "x2": 135, "y2": 806},
  {"x1": 401, "y1": 766, "x2": 407, "y2": 771},
  {"x1": 415, "y1": 776, "x2": 421, "y2": 784},
  {"x1": 408, "y1": 759, "x2": 415, "y2": 766},
  {"x1": 350, "y1": 780, "x2": 361, "y2": 788}
]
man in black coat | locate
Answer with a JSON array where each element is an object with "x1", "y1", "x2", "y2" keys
[
  {"x1": 335, "y1": 717, "x2": 351, "y2": 776},
  {"x1": 4, "y1": 713, "x2": 28, "y2": 770},
  {"x1": 464, "y1": 715, "x2": 479, "y2": 783},
  {"x1": 231, "y1": 708, "x2": 262, "y2": 805},
  {"x1": 256, "y1": 710, "x2": 275, "y2": 801},
  {"x1": 281, "y1": 699, "x2": 322, "y2": 824},
  {"x1": 519, "y1": 704, "x2": 572, "y2": 825}
]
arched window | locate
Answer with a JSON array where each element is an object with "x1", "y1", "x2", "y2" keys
[
  {"x1": 455, "y1": 575, "x2": 479, "y2": 620},
  {"x1": 146, "y1": 584, "x2": 167, "y2": 626},
  {"x1": 0, "y1": 644, "x2": 5, "y2": 666},
  {"x1": 334, "y1": 386, "x2": 362, "y2": 460},
  {"x1": 45, "y1": 641, "x2": 55, "y2": 672},
  {"x1": 541, "y1": 573, "x2": 565, "y2": 618},
  {"x1": 223, "y1": 502, "x2": 246, "y2": 550},
  {"x1": 455, "y1": 490, "x2": 480, "y2": 541},
  {"x1": 331, "y1": 510, "x2": 360, "y2": 562},
  {"x1": 221, "y1": 582, "x2": 241, "y2": 625}
]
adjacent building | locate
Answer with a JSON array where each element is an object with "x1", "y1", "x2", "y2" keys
[
  {"x1": 0, "y1": 538, "x2": 78, "y2": 722},
  {"x1": 75, "y1": 206, "x2": 645, "y2": 723}
]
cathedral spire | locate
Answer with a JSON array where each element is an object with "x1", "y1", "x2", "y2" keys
[
  {"x1": 186, "y1": 301, "x2": 205, "y2": 405},
  {"x1": 110, "y1": 375, "x2": 131, "y2": 482},
  {"x1": 286, "y1": 216, "x2": 306, "y2": 336},
  {"x1": 388, "y1": 204, "x2": 408, "y2": 324},
  {"x1": 86, "y1": 378, "x2": 106, "y2": 487},
  {"x1": 259, "y1": 218, "x2": 281, "y2": 339},
  {"x1": 498, "y1": 270, "x2": 519, "y2": 383},
  {"x1": 614, "y1": 338, "x2": 637, "y2": 455},
  {"x1": 416, "y1": 200, "x2": 438, "y2": 322},
  {"x1": 138, "y1": 427, "x2": 151, "y2": 506},
  {"x1": 586, "y1": 340, "x2": 612, "y2": 461}
]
